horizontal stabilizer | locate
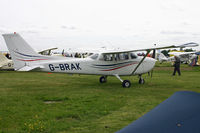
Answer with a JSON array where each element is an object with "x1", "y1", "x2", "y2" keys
[{"x1": 18, "y1": 65, "x2": 44, "y2": 71}]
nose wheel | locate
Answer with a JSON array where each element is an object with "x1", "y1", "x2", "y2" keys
[
  {"x1": 99, "y1": 76, "x2": 107, "y2": 83},
  {"x1": 138, "y1": 75, "x2": 145, "y2": 84}
]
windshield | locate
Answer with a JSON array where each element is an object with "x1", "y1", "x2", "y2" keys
[{"x1": 90, "y1": 53, "x2": 99, "y2": 60}]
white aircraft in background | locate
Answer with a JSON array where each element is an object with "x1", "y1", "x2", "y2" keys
[
  {"x1": 158, "y1": 51, "x2": 198, "y2": 64},
  {"x1": 168, "y1": 51, "x2": 198, "y2": 64},
  {"x1": 2, "y1": 33, "x2": 199, "y2": 87},
  {"x1": 0, "y1": 52, "x2": 14, "y2": 70}
]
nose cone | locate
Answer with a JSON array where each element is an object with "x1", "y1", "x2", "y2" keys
[
  {"x1": 145, "y1": 57, "x2": 157, "y2": 71},
  {"x1": 133, "y1": 57, "x2": 157, "y2": 75}
]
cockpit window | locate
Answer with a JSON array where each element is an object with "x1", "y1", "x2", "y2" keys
[
  {"x1": 90, "y1": 53, "x2": 99, "y2": 60},
  {"x1": 130, "y1": 53, "x2": 137, "y2": 59},
  {"x1": 102, "y1": 53, "x2": 132, "y2": 61},
  {"x1": 104, "y1": 54, "x2": 113, "y2": 61},
  {"x1": 119, "y1": 53, "x2": 129, "y2": 60}
]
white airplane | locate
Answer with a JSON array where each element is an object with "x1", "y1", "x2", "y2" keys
[
  {"x1": 2, "y1": 33, "x2": 199, "y2": 87},
  {"x1": 0, "y1": 52, "x2": 14, "y2": 70},
  {"x1": 158, "y1": 51, "x2": 198, "y2": 64},
  {"x1": 168, "y1": 51, "x2": 198, "y2": 64}
]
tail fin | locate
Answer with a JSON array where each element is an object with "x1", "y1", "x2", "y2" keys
[{"x1": 2, "y1": 33, "x2": 45, "y2": 71}]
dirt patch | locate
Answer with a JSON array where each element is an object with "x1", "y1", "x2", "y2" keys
[{"x1": 44, "y1": 101, "x2": 62, "y2": 104}]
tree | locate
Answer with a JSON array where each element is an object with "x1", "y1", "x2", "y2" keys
[
  {"x1": 184, "y1": 48, "x2": 193, "y2": 52},
  {"x1": 161, "y1": 50, "x2": 169, "y2": 57}
]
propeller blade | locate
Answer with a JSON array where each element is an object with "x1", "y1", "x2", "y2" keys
[
  {"x1": 62, "y1": 49, "x2": 64, "y2": 56},
  {"x1": 152, "y1": 49, "x2": 156, "y2": 59}
]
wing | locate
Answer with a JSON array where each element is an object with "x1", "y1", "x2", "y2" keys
[
  {"x1": 169, "y1": 51, "x2": 196, "y2": 56},
  {"x1": 101, "y1": 42, "x2": 199, "y2": 54},
  {"x1": 99, "y1": 42, "x2": 198, "y2": 75}
]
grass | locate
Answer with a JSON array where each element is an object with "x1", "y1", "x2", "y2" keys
[{"x1": 0, "y1": 63, "x2": 200, "y2": 133}]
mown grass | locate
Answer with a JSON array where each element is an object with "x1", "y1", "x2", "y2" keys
[{"x1": 0, "y1": 63, "x2": 200, "y2": 133}]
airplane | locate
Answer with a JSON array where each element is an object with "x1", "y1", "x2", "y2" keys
[
  {"x1": 168, "y1": 51, "x2": 198, "y2": 64},
  {"x1": 158, "y1": 51, "x2": 199, "y2": 64},
  {"x1": 2, "y1": 33, "x2": 199, "y2": 87},
  {"x1": 0, "y1": 52, "x2": 14, "y2": 70}
]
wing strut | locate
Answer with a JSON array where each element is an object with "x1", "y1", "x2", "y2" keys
[{"x1": 131, "y1": 50, "x2": 151, "y2": 75}]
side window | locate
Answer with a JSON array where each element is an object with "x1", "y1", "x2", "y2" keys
[
  {"x1": 124, "y1": 53, "x2": 129, "y2": 60},
  {"x1": 119, "y1": 53, "x2": 129, "y2": 60},
  {"x1": 130, "y1": 53, "x2": 137, "y2": 59},
  {"x1": 104, "y1": 54, "x2": 113, "y2": 61}
]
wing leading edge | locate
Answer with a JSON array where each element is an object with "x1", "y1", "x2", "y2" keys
[{"x1": 101, "y1": 42, "x2": 199, "y2": 54}]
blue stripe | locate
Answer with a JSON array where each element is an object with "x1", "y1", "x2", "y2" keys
[
  {"x1": 93, "y1": 61, "x2": 133, "y2": 67},
  {"x1": 14, "y1": 51, "x2": 41, "y2": 58},
  {"x1": 91, "y1": 61, "x2": 137, "y2": 70}
]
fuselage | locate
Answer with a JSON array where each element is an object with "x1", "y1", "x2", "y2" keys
[{"x1": 35, "y1": 54, "x2": 156, "y2": 76}]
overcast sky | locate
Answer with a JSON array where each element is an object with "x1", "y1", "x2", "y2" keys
[{"x1": 0, "y1": 0, "x2": 200, "y2": 51}]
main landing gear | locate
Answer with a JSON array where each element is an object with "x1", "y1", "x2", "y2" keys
[
  {"x1": 114, "y1": 74, "x2": 131, "y2": 88},
  {"x1": 99, "y1": 76, "x2": 107, "y2": 83},
  {"x1": 99, "y1": 74, "x2": 145, "y2": 88}
]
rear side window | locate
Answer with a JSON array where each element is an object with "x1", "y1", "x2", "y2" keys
[{"x1": 130, "y1": 53, "x2": 137, "y2": 59}]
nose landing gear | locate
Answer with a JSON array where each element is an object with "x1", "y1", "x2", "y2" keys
[{"x1": 138, "y1": 74, "x2": 145, "y2": 84}]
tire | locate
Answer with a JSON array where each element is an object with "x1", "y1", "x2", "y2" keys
[
  {"x1": 99, "y1": 76, "x2": 107, "y2": 83},
  {"x1": 8, "y1": 63, "x2": 11, "y2": 67},
  {"x1": 139, "y1": 78, "x2": 145, "y2": 84},
  {"x1": 122, "y1": 80, "x2": 131, "y2": 88}
]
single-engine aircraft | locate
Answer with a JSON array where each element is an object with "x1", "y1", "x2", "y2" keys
[
  {"x1": 2, "y1": 33, "x2": 199, "y2": 87},
  {"x1": 157, "y1": 51, "x2": 199, "y2": 64},
  {"x1": 168, "y1": 51, "x2": 198, "y2": 64}
]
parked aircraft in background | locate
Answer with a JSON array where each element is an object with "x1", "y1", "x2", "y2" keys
[
  {"x1": 2, "y1": 33, "x2": 199, "y2": 87},
  {"x1": 157, "y1": 51, "x2": 199, "y2": 64},
  {"x1": 168, "y1": 51, "x2": 198, "y2": 64},
  {"x1": 0, "y1": 52, "x2": 14, "y2": 70},
  {"x1": 157, "y1": 52, "x2": 172, "y2": 63}
]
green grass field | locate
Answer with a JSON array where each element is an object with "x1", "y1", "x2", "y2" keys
[{"x1": 0, "y1": 63, "x2": 200, "y2": 133}]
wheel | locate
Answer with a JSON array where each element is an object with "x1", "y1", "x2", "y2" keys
[
  {"x1": 122, "y1": 80, "x2": 131, "y2": 88},
  {"x1": 99, "y1": 76, "x2": 107, "y2": 83},
  {"x1": 139, "y1": 78, "x2": 145, "y2": 84},
  {"x1": 8, "y1": 63, "x2": 11, "y2": 67}
]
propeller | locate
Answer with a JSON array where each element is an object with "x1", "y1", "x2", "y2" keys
[{"x1": 62, "y1": 49, "x2": 65, "y2": 56}]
